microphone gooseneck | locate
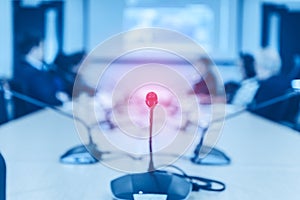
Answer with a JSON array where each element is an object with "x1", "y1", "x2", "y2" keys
[
  {"x1": 3, "y1": 87, "x2": 94, "y2": 144},
  {"x1": 191, "y1": 89, "x2": 300, "y2": 165},
  {"x1": 1, "y1": 86, "x2": 113, "y2": 164},
  {"x1": 146, "y1": 91, "x2": 158, "y2": 172},
  {"x1": 111, "y1": 91, "x2": 226, "y2": 199}
]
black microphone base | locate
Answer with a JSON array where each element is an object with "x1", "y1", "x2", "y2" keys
[
  {"x1": 111, "y1": 170, "x2": 192, "y2": 200},
  {"x1": 59, "y1": 144, "x2": 98, "y2": 164},
  {"x1": 191, "y1": 146, "x2": 231, "y2": 166}
]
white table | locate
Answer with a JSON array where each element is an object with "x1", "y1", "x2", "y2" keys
[{"x1": 0, "y1": 107, "x2": 300, "y2": 200}]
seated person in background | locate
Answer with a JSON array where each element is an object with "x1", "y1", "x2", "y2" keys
[
  {"x1": 53, "y1": 52, "x2": 95, "y2": 98},
  {"x1": 190, "y1": 56, "x2": 225, "y2": 104},
  {"x1": 14, "y1": 34, "x2": 68, "y2": 115},
  {"x1": 251, "y1": 47, "x2": 296, "y2": 122},
  {"x1": 224, "y1": 81, "x2": 240, "y2": 103},
  {"x1": 229, "y1": 53, "x2": 259, "y2": 106}
]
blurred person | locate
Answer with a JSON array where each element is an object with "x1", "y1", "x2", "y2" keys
[
  {"x1": 190, "y1": 56, "x2": 225, "y2": 104},
  {"x1": 53, "y1": 52, "x2": 95, "y2": 98},
  {"x1": 180, "y1": 56, "x2": 225, "y2": 131},
  {"x1": 251, "y1": 47, "x2": 298, "y2": 123},
  {"x1": 13, "y1": 34, "x2": 68, "y2": 115},
  {"x1": 255, "y1": 47, "x2": 282, "y2": 80},
  {"x1": 229, "y1": 53, "x2": 259, "y2": 106}
]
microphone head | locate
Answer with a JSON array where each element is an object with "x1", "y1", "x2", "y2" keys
[{"x1": 145, "y1": 92, "x2": 158, "y2": 108}]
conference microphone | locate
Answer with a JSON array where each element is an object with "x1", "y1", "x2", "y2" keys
[
  {"x1": 111, "y1": 91, "x2": 192, "y2": 200},
  {"x1": 111, "y1": 91, "x2": 226, "y2": 200},
  {"x1": 0, "y1": 82, "x2": 114, "y2": 164},
  {"x1": 191, "y1": 82, "x2": 300, "y2": 165}
]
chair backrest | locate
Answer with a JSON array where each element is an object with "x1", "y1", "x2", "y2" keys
[
  {"x1": 0, "y1": 80, "x2": 9, "y2": 125},
  {"x1": 0, "y1": 153, "x2": 6, "y2": 200}
]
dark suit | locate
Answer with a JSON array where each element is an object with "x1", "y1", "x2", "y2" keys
[
  {"x1": 14, "y1": 60, "x2": 64, "y2": 116},
  {"x1": 252, "y1": 75, "x2": 298, "y2": 122}
]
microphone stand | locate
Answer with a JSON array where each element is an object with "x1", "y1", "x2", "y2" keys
[
  {"x1": 2, "y1": 87, "x2": 113, "y2": 164},
  {"x1": 111, "y1": 91, "x2": 225, "y2": 199},
  {"x1": 145, "y1": 92, "x2": 158, "y2": 172},
  {"x1": 191, "y1": 89, "x2": 300, "y2": 164},
  {"x1": 148, "y1": 106, "x2": 155, "y2": 172}
]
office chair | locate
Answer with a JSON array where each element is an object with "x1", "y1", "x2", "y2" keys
[
  {"x1": 0, "y1": 79, "x2": 9, "y2": 125},
  {"x1": 0, "y1": 153, "x2": 6, "y2": 200}
]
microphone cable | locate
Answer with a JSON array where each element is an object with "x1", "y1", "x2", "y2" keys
[{"x1": 156, "y1": 165, "x2": 226, "y2": 192}]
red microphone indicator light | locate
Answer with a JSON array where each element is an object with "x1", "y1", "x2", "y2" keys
[{"x1": 145, "y1": 92, "x2": 158, "y2": 108}]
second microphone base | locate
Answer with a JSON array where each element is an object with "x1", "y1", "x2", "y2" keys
[{"x1": 59, "y1": 144, "x2": 98, "y2": 164}]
